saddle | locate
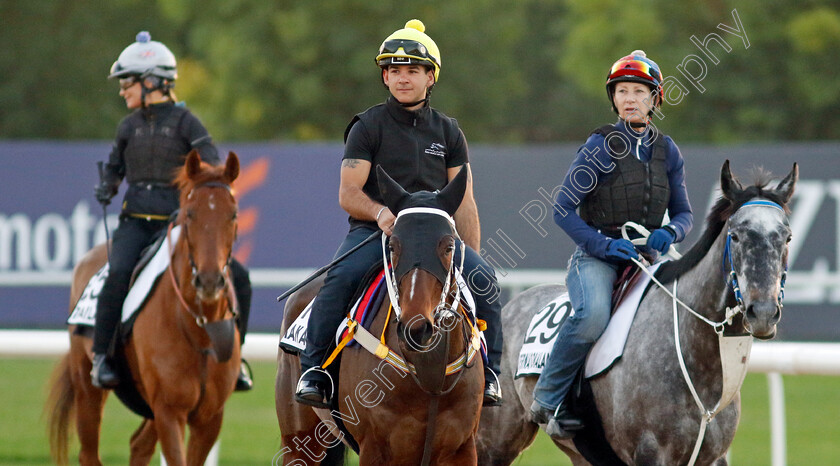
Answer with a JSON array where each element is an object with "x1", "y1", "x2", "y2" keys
[{"x1": 130, "y1": 223, "x2": 171, "y2": 286}]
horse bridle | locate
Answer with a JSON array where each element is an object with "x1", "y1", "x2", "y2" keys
[
  {"x1": 723, "y1": 200, "x2": 788, "y2": 310},
  {"x1": 167, "y1": 181, "x2": 238, "y2": 327},
  {"x1": 381, "y1": 208, "x2": 478, "y2": 394},
  {"x1": 382, "y1": 207, "x2": 466, "y2": 325}
]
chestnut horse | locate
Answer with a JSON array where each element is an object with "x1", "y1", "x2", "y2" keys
[
  {"x1": 275, "y1": 166, "x2": 484, "y2": 465},
  {"x1": 48, "y1": 151, "x2": 242, "y2": 465}
]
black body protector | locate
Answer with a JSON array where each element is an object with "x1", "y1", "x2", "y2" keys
[
  {"x1": 111, "y1": 104, "x2": 219, "y2": 217},
  {"x1": 579, "y1": 125, "x2": 670, "y2": 238},
  {"x1": 122, "y1": 106, "x2": 192, "y2": 184}
]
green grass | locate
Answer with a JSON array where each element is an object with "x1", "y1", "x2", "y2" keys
[{"x1": 5, "y1": 357, "x2": 839, "y2": 465}]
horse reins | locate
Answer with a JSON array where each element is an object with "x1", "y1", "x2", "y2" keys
[
  {"x1": 624, "y1": 199, "x2": 788, "y2": 465},
  {"x1": 380, "y1": 208, "x2": 474, "y2": 466}
]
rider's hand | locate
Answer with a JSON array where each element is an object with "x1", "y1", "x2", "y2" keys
[
  {"x1": 646, "y1": 227, "x2": 676, "y2": 254},
  {"x1": 605, "y1": 238, "x2": 638, "y2": 261},
  {"x1": 376, "y1": 207, "x2": 396, "y2": 236},
  {"x1": 94, "y1": 182, "x2": 117, "y2": 205}
]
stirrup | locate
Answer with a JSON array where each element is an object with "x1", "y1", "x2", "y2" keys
[
  {"x1": 483, "y1": 368, "x2": 503, "y2": 406},
  {"x1": 235, "y1": 358, "x2": 254, "y2": 392},
  {"x1": 296, "y1": 367, "x2": 335, "y2": 404}
]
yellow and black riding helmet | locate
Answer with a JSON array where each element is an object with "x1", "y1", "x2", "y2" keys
[
  {"x1": 376, "y1": 19, "x2": 441, "y2": 84},
  {"x1": 109, "y1": 31, "x2": 177, "y2": 100},
  {"x1": 605, "y1": 50, "x2": 664, "y2": 114}
]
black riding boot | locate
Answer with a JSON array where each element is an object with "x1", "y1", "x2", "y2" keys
[
  {"x1": 231, "y1": 259, "x2": 253, "y2": 392},
  {"x1": 91, "y1": 268, "x2": 129, "y2": 389}
]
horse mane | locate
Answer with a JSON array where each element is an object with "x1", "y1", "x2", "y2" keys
[{"x1": 655, "y1": 169, "x2": 790, "y2": 284}]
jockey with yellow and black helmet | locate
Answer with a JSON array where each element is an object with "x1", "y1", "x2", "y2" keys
[
  {"x1": 90, "y1": 32, "x2": 254, "y2": 392},
  {"x1": 295, "y1": 19, "x2": 504, "y2": 408},
  {"x1": 530, "y1": 50, "x2": 694, "y2": 440}
]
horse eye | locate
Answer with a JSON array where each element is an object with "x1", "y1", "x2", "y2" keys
[
  {"x1": 785, "y1": 235, "x2": 792, "y2": 244},
  {"x1": 232, "y1": 212, "x2": 238, "y2": 221},
  {"x1": 730, "y1": 233, "x2": 740, "y2": 243},
  {"x1": 186, "y1": 210, "x2": 195, "y2": 220}
]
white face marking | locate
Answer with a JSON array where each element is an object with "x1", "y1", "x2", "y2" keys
[
  {"x1": 208, "y1": 194, "x2": 216, "y2": 211},
  {"x1": 408, "y1": 269, "x2": 419, "y2": 300}
]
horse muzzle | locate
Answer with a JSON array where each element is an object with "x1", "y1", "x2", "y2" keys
[
  {"x1": 398, "y1": 317, "x2": 439, "y2": 352},
  {"x1": 744, "y1": 301, "x2": 781, "y2": 340},
  {"x1": 192, "y1": 271, "x2": 227, "y2": 302}
]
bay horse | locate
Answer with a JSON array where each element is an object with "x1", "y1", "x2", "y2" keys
[
  {"x1": 477, "y1": 161, "x2": 797, "y2": 465},
  {"x1": 48, "y1": 150, "x2": 242, "y2": 465},
  {"x1": 275, "y1": 166, "x2": 484, "y2": 465}
]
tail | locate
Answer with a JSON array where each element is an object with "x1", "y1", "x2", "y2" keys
[{"x1": 46, "y1": 354, "x2": 75, "y2": 466}]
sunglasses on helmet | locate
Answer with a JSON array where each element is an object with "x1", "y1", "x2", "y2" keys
[
  {"x1": 608, "y1": 59, "x2": 661, "y2": 83},
  {"x1": 379, "y1": 39, "x2": 438, "y2": 66}
]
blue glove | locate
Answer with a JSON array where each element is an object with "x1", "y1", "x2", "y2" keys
[
  {"x1": 647, "y1": 227, "x2": 676, "y2": 254},
  {"x1": 605, "y1": 238, "x2": 638, "y2": 261}
]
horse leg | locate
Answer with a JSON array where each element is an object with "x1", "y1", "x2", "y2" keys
[
  {"x1": 154, "y1": 405, "x2": 188, "y2": 466},
  {"x1": 276, "y1": 350, "x2": 335, "y2": 465},
  {"x1": 68, "y1": 342, "x2": 108, "y2": 466},
  {"x1": 129, "y1": 419, "x2": 157, "y2": 466},
  {"x1": 185, "y1": 411, "x2": 223, "y2": 466}
]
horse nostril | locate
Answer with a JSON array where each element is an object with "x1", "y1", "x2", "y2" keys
[
  {"x1": 746, "y1": 304, "x2": 756, "y2": 320},
  {"x1": 406, "y1": 320, "x2": 435, "y2": 350}
]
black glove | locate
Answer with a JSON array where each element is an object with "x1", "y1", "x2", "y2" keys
[{"x1": 94, "y1": 182, "x2": 117, "y2": 205}]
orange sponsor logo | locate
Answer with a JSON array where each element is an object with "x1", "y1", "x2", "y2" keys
[{"x1": 231, "y1": 156, "x2": 269, "y2": 265}]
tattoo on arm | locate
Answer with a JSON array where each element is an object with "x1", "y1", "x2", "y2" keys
[{"x1": 342, "y1": 159, "x2": 360, "y2": 169}]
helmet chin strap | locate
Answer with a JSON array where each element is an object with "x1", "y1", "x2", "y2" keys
[
  {"x1": 395, "y1": 82, "x2": 434, "y2": 108},
  {"x1": 398, "y1": 97, "x2": 428, "y2": 108}
]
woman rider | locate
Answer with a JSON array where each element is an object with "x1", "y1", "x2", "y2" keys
[
  {"x1": 530, "y1": 50, "x2": 694, "y2": 439},
  {"x1": 91, "y1": 32, "x2": 253, "y2": 392}
]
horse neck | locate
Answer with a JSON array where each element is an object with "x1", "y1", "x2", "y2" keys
[
  {"x1": 665, "y1": 225, "x2": 732, "y2": 377},
  {"x1": 673, "y1": 226, "x2": 731, "y2": 321}
]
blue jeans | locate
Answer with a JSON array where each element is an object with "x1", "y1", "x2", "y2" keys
[{"x1": 533, "y1": 247, "x2": 619, "y2": 409}]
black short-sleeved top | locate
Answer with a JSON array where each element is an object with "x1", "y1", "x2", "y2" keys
[{"x1": 343, "y1": 97, "x2": 468, "y2": 229}]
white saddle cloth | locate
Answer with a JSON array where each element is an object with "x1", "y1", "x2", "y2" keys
[
  {"x1": 515, "y1": 262, "x2": 663, "y2": 379},
  {"x1": 66, "y1": 226, "x2": 181, "y2": 326}
]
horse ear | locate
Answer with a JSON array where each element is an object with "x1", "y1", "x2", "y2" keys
[
  {"x1": 774, "y1": 162, "x2": 798, "y2": 205},
  {"x1": 437, "y1": 165, "x2": 468, "y2": 216},
  {"x1": 720, "y1": 160, "x2": 743, "y2": 201},
  {"x1": 225, "y1": 152, "x2": 240, "y2": 182},
  {"x1": 185, "y1": 150, "x2": 202, "y2": 179},
  {"x1": 376, "y1": 165, "x2": 411, "y2": 214}
]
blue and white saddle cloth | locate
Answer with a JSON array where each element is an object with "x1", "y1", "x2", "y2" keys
[{"x1": 516, "y1": 262, "x2": 663, "y2": 379}]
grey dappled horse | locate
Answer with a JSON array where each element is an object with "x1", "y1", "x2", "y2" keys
[{"x1": 477, "y1": 161, "x2": 797, "y2": 465}]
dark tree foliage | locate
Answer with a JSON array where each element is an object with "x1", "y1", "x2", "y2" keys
[{"x1": 2, "y1": 0, "x2": 838, "y2": 142}]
